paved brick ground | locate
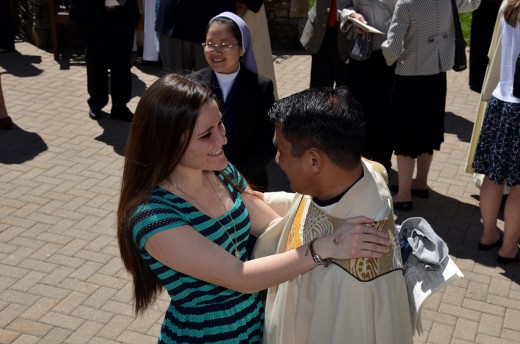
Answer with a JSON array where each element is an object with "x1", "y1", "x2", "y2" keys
[{"x1": 0, "y1": 41, "x2": 519, "y2": 344}]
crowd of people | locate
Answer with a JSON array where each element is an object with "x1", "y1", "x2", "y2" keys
[{"x1": 3, "y1": 0, "x2": 520, "y2": 342}]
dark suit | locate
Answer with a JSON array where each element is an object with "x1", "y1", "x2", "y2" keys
[
  {"x1": 70, "y1": 0, "x2": 140, "y2": 114},
  {"x1": 300, "y1": 0, "x2": 350, "y2": 88},
  {"x1": 156, "y1": 0, "x2": 263, "y2": 43},
  {"x1": 188, "y1": 65, "x2": 276, "y2": 191}
]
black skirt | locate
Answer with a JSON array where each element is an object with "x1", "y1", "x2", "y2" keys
[{"x1": 390, "y1": 73, "x2": 447, "y2": 158}]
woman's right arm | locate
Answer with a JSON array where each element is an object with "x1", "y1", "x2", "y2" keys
[
  {"x1": 144, "y1": 216, "x2": 390, "y2": 294},
  {"x1": 381, "y1": 0, "x2": 409, "y2": 66}
]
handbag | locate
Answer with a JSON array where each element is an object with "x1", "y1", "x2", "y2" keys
[
  {"x1": 451, "y1": 0, "x2": 467, "y2": 72},
  {"x1": 347, "y1": 30, "x2": 372, "y2": 61},
  {"x1": 513, "y1": 52, "x2": 520, "y2": 97}
]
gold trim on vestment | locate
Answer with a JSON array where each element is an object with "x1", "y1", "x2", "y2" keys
[{"x1": 284, "y1": 198, "x2": 403, "y2": 282}]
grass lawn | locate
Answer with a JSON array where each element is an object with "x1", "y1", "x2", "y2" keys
[{"x1": 460, "y1": 13, "x2": 472, "y2": 45}]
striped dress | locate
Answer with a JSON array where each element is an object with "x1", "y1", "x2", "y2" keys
[{"x1": 130, "y1": 164, "x2": 264, "y2": 343}]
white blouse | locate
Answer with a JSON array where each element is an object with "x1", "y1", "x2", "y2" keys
[
  {"x1": 492, "y1": 18, "x2": 520, "y2": 104},
  {"x1": 215, "y1": 65, "x2": 240, "y2": 102}
]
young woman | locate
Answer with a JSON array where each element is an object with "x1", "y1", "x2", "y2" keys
[
  {"x1": 473, "y1": 0, "x2": 520, "y2": 264},
  {"x1": 381, "y1": 0, "x2": 481, "y2": 211},
  {"x1": 188, "y1": 12, "x2": 275, "y2": 191},
  {"x1": 117, "y1": 74, "x2": 392, "y2": 343}
]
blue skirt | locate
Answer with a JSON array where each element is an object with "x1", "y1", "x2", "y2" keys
[{"x1": 472, "y1": 96, "x2": 520, "y2": 187}]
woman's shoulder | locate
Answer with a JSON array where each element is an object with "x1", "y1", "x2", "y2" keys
[
  {"x1": 129, "y1": 189, "x2": 190, "y2": 246},
  {"x1": 218, "y1": 163, "x2": 248, "y2": 191}
]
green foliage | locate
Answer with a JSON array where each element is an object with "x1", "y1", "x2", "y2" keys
[{"x1": 460, "y1": 13, "x2": 472, "y2": 45}]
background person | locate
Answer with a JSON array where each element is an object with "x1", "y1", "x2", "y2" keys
[
  {"x1": 69, "y1": 0, "x2": 140, "y2": 122},
  {"x1": 472, "y1": 0, "x2": 520, "y2": 264},
  {"x1": 300, "y1": 0, "x2": 350, "y2": 88},
  {"x1": 188, "y1": 12, "x2": 275, "y2": 191},
  {"x1": 341, "y1": 0, "x2": 398, "y2": 174},
  {"x1": 381, "y1": 0, "x2": 481, "y2": 211},
  {"x1": 0, "y1": 74, "x2": 13, "y2": 130},
  {"x1": 116, "y1": 74, "x2": 392, "y2": 343}
]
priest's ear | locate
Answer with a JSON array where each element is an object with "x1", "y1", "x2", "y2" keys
[{"x1": 307, "y1": 149, "x2": 324, "y2": 174}]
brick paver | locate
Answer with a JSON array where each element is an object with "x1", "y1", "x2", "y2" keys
[{"x1": 1, "y1": 41, "x2": 519, "y2": 343}]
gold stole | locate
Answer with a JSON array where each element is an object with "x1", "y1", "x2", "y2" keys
[{"x1": 284, "y1": 198, "x2": 403, "y2": 282}]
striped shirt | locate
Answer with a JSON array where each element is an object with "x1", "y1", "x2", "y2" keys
[{"x1": 130, "y1": 164, "x2": 263, "y2": 343}]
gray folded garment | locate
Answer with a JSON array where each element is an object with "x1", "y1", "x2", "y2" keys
[{"x1": 398, "y1": 217, "x2": 449, "y2": 271}]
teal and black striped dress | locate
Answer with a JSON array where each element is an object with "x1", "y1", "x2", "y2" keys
[{"x1": 130, "y1": 164, "x2": 264, "y2": 343}]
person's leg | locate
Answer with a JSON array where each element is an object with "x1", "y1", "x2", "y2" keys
[
  {"x1": 498, "y1": 185, "x2": 520, "y2": 259},
  {"x1": 0, "y1": 75, "x2": 8, "y2": 118},
  {"x1": 0, "y1": 74, "x2": 13, "y2": 129},
  {"x1": 310, "y1": 29, "x2": 335, "y2": 88},
  {"x1": 332, "y1": 33, "x2": 349, "y2": 88},
  {"x1": 109, "y1": 9, "x2": 136, "y2": 120},
  {"x1": 413, "y1": 153, "x2": 433, "y2": 189},
  {"x1": 393, "y1": 155, "x2": 414, "y2": 203},
  {"x1": 0, "y1": 0, "x2": 15, "y2": 51},
  {"x1": 85, "y1": 22, "x2": 110, "y2": 115},
  {"x1": 310, "y1": 53, "x2": 333, "y2": 87},
  {"x1": 360, "y1": 52, "x2": 394, "y2": 172},
  {"x1": 479, "y1": 176, "x2": 504, "y2": 245}
]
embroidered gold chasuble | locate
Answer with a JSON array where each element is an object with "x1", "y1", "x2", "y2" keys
[{"x1": 254, "y1": 160, "x2": 413, "y2": 344}]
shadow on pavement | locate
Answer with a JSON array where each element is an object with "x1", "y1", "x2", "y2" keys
[
  {"x1": 0, "y1": 50, "x2": 43, "y2": 77},
  {"x1": 0, "y1": 125, "x2": 48, "y2": 164},
  {"x1": 94, "y1": 114, "x2": 130, "y2": 156},
  {"x1": 445, "y1": 111, "x2": 474, "y2": 143}
]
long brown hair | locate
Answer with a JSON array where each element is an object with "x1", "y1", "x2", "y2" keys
[
  {"x1": 505, "y1": 0, "x2": 520, "y2": 27},
  {"x1": 117, "y1": 74, "x2": 212, "y2": 315}
]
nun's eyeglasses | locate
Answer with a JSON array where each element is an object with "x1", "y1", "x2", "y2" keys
[{"x1": 202, "y1": 42, "x2": 240, "y2": 52}]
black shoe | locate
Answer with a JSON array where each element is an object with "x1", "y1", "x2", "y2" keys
[
  {"x1": 497, "y1": 249, "x2": 520, "y2": 265},
  {"x1": 393, "y1": 201, "x2": 413, "y2": 211},
  {"x1": 390, "y1": 185, "x2": 429, "y2": 199},
  {"x1": 0, "y1": 116, "x2": 14, "y2": 130},
  {"x1": 89, "y1": 108, "x2": 101, "y2": 120},
  {"x1": 111, "y1": 107, "x2": 133, "y2": 122},
  {"x1": 478, "y1": 231, "x2": 503, "y2": 251}
]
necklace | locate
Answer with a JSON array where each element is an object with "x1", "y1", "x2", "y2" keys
[{"x1": 168, "y1": 173, "x2": 240, "y2": 259}]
